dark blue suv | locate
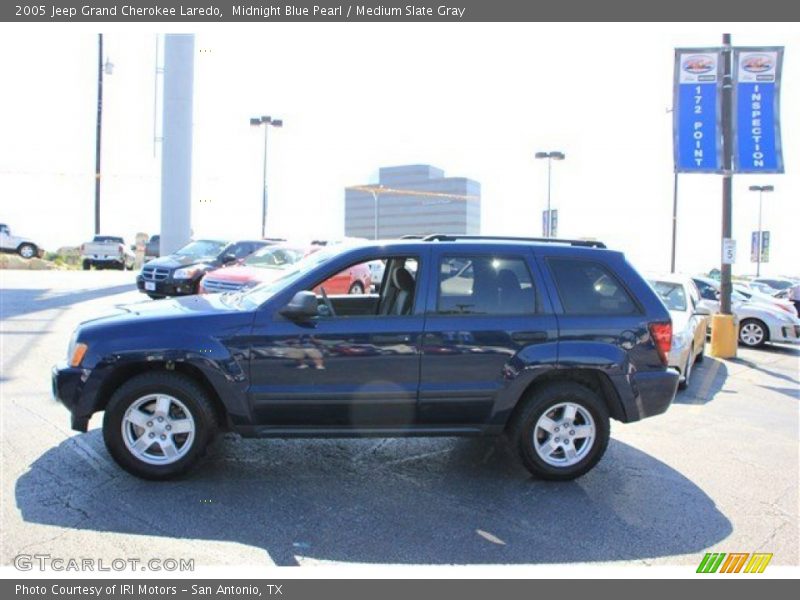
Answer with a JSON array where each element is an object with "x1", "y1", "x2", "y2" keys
[{"x1": 53, "y1": 235, "x2": 679, "y2": 480}]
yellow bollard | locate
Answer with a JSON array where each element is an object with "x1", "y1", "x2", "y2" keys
[{"x1": 710, "y1": 314, "x2": 738, "y2": 358}]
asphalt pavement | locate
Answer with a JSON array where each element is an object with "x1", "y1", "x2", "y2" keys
[{"x1": 1, "y1": 270, "x2": 797, "y2": 568}]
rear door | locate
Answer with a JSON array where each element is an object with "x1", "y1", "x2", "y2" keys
[{"x1": 418, "y1": 245, "x2": 558, "y2": 426}]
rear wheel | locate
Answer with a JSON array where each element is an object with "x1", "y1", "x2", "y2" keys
[
  {"x1": 739, "y1": 319, "x2": 768, "y2": 348},
  {"x1": 103, "y1": 372, "x2": 218, "y2": 480},
  {"x1": 508, "y1": 382, "x2": 610, "y2": 481},
  {"x1": 82, "y1": 260, "x2": 91, "y2": 271}
]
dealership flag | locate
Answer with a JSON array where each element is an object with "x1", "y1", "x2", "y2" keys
[
  {"x1": 734, "y1": 48, "x2": 784, "y2": 173},
  {"x1": 673, "y1": 49, "x2": 724, "y2": 173}
]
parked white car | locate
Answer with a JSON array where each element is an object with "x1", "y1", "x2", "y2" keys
[
  {"x1": 733, "y1": 283, "x2": 798, "y2": 317},
  {"x1": 648, "y1": 275, "x2": 709, "y2": 389},
  {"x1": 693, "y1": 276, "x2": 800, "y2": 347},
  {"x1": 0, "y1": 223, "x2": 41, "y2": 259}
]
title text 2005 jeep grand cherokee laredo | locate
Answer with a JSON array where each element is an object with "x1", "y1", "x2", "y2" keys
[{"x1": 53, "y1": 235, "x2": 679, "y2": 480}]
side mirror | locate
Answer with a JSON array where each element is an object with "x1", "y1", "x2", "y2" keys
[
  {"x1": 222, "y1": 253, "x2": 238, "y2": 264},
  {"x1": 693, "y1": 306, "x2": 712, "y2": 316},
  {"x1": 280, "y1": 291, "x2": 318, "y2": 321}
]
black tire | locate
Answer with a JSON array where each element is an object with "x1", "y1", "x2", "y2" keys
[
  {"x1": 146, "y1": 294, "x2": 162, "y2": 300},
  {"x1": 17, "y1": 243, "x2": 37, "y2": 259},
  {"x1": 696, "y1": 340, "x2": 705, "y2": 363},
  {"x1": 739, "y1": 318, "x2": 768, "y2": 348},
  {"x1": 348, "y1": 282, "x2": 365, "y2": 295},
  {"x1": 82, "y1": 260, "x2": 91, "y2": 271},
  {"x1": 678, "y1": 345, "x2": 693, "y2": 390},
  {"x1": 507, "y1": 381, "x2": 610, "y2": 481},
  {"x1": 103, "y1": 372, "x2": 218, "y2": 480}
]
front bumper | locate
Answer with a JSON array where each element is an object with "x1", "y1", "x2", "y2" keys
[
  {"x1": 136, "y1": 276, "x2": 197, "y2": 297},
  {"x1": 768, "y1": 322, "x2": 800, "y2": 344},
  {"x1": 51, "y1": 362, "x2": 92, "y2": 432}
]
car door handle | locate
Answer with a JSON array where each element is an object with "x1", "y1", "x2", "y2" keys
[
  {"x1": 511, "y1": 331, "x2": 548, "y2": 343},
  {"x1": 373, "y1": 334, "x2": 412, "y2": 344}
]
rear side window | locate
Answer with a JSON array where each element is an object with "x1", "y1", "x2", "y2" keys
[
  {"x1": 549, "y1": 259, "x2": 639, "y2": 315},
  {"x1": 437, "y1": 255, "x2": 536, "y2": 315}
]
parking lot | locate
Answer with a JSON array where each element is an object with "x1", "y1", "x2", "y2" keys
[{"x1": 1, "y1": 269, "x2": 798, "y2": 567}]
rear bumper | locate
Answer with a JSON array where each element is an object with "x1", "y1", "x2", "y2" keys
[
  {"x1": 51, "y1": 363, "x2": 92, "y2": 432},
  {"x1": 613, "y1": 369, "x2": 680, "y2": 422}
]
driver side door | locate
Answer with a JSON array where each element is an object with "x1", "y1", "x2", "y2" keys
[{"x1": 247, "y1": 252, "x2": 428, "y2": 430}]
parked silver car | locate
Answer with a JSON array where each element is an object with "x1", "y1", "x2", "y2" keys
[{"x1": 648, "y1": 275, "x2": 709, "y2": 389}]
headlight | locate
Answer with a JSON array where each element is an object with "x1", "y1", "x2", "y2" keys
[
  {"x1": 174, "y1": 265, "x2": 207, "y2": 279},
  {"x1": 69, "y1": 342, "x2": 88, "y2": 367}
]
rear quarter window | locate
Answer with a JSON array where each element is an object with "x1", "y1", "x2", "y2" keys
[{"x1": 548, "y1": 258, "x2": 640, "y2": 315}]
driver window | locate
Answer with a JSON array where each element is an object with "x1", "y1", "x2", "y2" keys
[{"x1": 310, "y1": 256, "x2": 418, "y2": 318}]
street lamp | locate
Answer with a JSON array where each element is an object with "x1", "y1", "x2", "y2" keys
[
  {"x1": 748, "y1": 184, "x2": 774, "y2": 277},
  {"x1": 94, "y1": 34, "x2": 113, "y2": 234},
  {"x1": 250, "y1": 115, "x2": 283, "y2": 238},
  {"x1": 534, "y1": 151, "x2": 566, "y2": 238}
]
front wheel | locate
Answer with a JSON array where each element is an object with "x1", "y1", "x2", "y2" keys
[
  {"x1": 739, "y1": 319, "x2": 768, "y2": 348},
  {"x1": 508, "y1": 382, "x2": 610, "y2": 481},
  {"x1": 678, "y1": 346, "x2": 693, "y2": 390},
  {"x1": 103, "y1": 372, "x2": 218, "y2": 480},
  {"x1": 82, "y1": 259, "x2": 91, "y2": 271},
  {"x1": 348, "y1": 282, "x2": 365, "y2": 295},
  {"x1": 18, "y1": 243, "x2": 36, "y2": 259}
]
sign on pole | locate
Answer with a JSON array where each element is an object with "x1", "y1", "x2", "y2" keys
[
  {"x1": 734, "y1": 48, "x2": 784, "y2": 173},
  {"x1": 673, "y1": 49, "x2": 723, "y2": 173},
  {"x1": 722, "y1": 238, "x2": 737, "y2": 265},
  {"x1": 751, "y1": 231, "x2": 760, "y2": 262},
  {"x1": 760, "y1": 231, "x2": 770, "y2": 262},
  {"x1": 541, "y1": 209, "x2": 558, "y2": 237}
]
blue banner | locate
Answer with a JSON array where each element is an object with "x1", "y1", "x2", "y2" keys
[
  {"x1": 734, "y1": 48, "x2": 784, "y2": 173},
  {"x1": 673, "y1": 49, "x2": 723, "y2": 173}
]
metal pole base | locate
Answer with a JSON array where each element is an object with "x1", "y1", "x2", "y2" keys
[{"x1": 709, "y1": 314, "x2": 738, "y2": 358}]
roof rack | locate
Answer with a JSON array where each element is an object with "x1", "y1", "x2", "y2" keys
[{"x1": 401, "y1": 234, "x2": 607, "y2": 249}]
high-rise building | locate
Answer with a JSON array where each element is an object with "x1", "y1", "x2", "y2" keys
[{"x1": 345, "y1": 165, "x2": 480, "y2": 239}]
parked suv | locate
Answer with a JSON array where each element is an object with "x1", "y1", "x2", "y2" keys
[
  {"x1": 136, "y1": 239, "x2": 272, "y2": 299},
  {"x1": 0, "y1": 223, "x2": 42, "y2": 259},
  {"x1": 53, "y1": 235, "x2": 678, "y2": 480}
]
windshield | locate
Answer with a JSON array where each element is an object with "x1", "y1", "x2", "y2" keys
[
  {"x1": 174, "y1": 240, "x2": 228, "y2": 259},
  {"x1": 94, "y1": 236, "x2": 123, "y2": 244},
  {"x1": 649, "y1": 280, "x2": 687, "y2": 312},
  {"x1": 238, "y1": 247, "x2": 342, "y2": 309},
  {"x1": 245, "y1": 246, "x2": 305, "y2": 268}
]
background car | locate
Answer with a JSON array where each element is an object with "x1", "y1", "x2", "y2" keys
[
  {"x1": 200, "y1": 243, "x2": 372, "y2": 295},
  {"x1": 137, "y1": 239, "x2": 272, "y2": 299},
  {"x1": 733, "y1": 283, "x2": 798, "y2": 317},
  {"x1": 0, "y1": 223, "x2": 42, "y2": 259},
  {"x1": 144, "y1": 234, "x2": 160, "y2": 261},
  {"x1": 752, "y1": 277, "x2": 795, "y2": 292},
  {"x1": 693, "y1": 276, "x2": 800, "y2": 348},
  {"x1": 648, "y1": 275, "x2": 709, "y2": 389},
  {"x1": 80, "y1": 235, "x2": 135, "y2": 270}
]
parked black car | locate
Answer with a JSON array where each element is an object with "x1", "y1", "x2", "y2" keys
[
  {"x1": 54, "y1": 235, "x2": 679, "y2": 480},
  {"x1": 136, "y1": 239, "x2": 272, "y2": 299}
]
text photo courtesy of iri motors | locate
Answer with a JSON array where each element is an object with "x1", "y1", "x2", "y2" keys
[{"x1": 1, "y1": 1, "x2": 798, "y2": 589}]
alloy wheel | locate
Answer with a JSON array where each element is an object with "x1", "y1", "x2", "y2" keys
[
  {"x1": 532, "y1": 402, "x2": 596, "y2": 467},
  {"x1": 121, "y1": 394, "x2": 196, "y2": 465}
]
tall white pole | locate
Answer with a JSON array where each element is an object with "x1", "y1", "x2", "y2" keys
[{"x1": 160, "y1": 34, "x2": 195, "y2": 256}]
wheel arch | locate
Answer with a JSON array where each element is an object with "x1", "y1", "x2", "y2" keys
[
  {"x1": 504, "y1": 368, "x2": 625, "y2": 431},
  {"x1": 94, "y1": 361, "x2": 230, "y2": 430}
]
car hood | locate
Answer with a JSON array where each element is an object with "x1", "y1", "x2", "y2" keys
[
  {"x1": 79, "y1": 293, "x2": 247, "y2": 331},
  {"x1": 144, "y1": 254, "x2": 219, "y2": 270}
]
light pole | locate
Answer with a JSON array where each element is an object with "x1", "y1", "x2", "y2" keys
[
  {"x1": 748, "y1": 184, "x2": 774, "y2": 277},
  {"x1": 94, "y1": 34, "x2": 114, "y2": 234},
  {"x1": 535, "y1": 151, "x2": 565, "y2": 237},
  {"x1": 250, "y1": 115, "x2": 283, "y2": 238}
]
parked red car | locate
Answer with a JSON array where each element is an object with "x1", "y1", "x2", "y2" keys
[{"x1": 199, "y1": 244, "x2": 372, "y2": 295}]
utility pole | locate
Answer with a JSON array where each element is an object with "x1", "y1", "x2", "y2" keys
[
  {"x1": 720, "y1": 33, "x2": 733, "y2": 316},
  {"x1": 94, "y1": 34, "x2": 104, "y2": 234}
]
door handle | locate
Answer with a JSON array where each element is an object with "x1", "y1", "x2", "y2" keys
[
  {"x1": 511, "y1": 331, "x2": 548, "y2": 343},
  {"x1": 373, "y1": 334, "x2": 412, "y2": 344}
]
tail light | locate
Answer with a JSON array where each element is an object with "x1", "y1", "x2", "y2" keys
[{"x1": 649, "y1": 322, "x2": 672, "y2": 366}]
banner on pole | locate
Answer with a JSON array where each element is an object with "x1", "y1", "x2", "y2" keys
[
  {"x1": 733, "y1": 47, "x2": 784, "y2": 173},
  {"x1": 750, "y1": 231, "x2": 771, "y2": 263},
  {"x1": 673, "y1": 49, "x2": 724, "y2": 173},
  {"x1": 541, "y1": 209, "x2": 558, "y2": 237}
]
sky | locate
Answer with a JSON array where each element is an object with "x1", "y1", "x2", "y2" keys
[{"x1": 0, "y1": 22, "x2": 797, "y2": 277}]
